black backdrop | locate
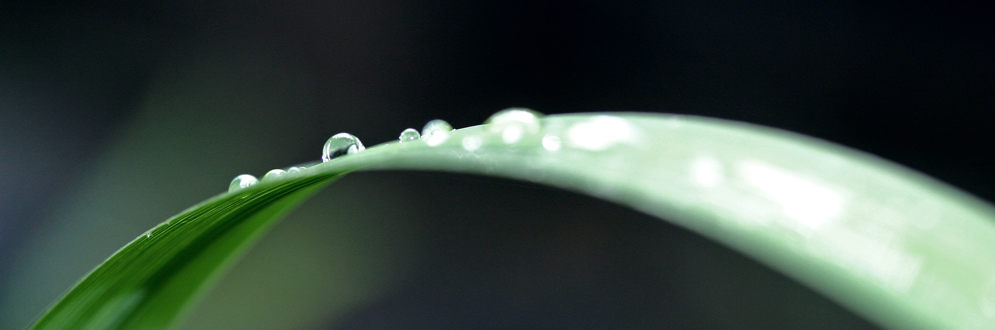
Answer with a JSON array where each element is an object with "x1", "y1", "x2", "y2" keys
[{"x1": 1, "y1": 1, "x2": 992, "y2": 329}]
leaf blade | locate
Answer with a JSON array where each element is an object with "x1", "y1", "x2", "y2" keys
[
  {"x1": 31, "y1": 174, "x2": 341, "y2": 330},
  {"x1": 32, "y1": 113, "x2": 995, "y2": 330}
]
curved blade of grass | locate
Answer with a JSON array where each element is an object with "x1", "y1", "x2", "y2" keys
[{"x1": 31, "y1": 113, "x2": 995, "y2": 330}]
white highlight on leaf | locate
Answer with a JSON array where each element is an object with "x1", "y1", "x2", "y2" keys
[
  {"x1": 566, "y1": 116, "x2": 633, "y2": 151},
  {"x1": 741, "y1": 161, "x2": 841, "y2": 229},
  {"x1": 690, "y1": 156, "x2": 723, "y2": 187},
  {"x1": 461, "y1": 135, "x2": 482, "y2": 151},
  {"x1": 811, "y1": 225, "x2": 922, "y2": 293}
]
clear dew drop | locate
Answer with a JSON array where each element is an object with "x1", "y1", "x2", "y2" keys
[
  {"x1": 322, "y1": 133, "x2": 365, "y2": 162},
  {"x1": 541, "y1": 135, "x2": 561, "y2": 151},
  {"x1": 262, "y1": 169, "x2": 286, "y2": 181},
  {"x1": 421, "y1": 119, "x2": 453, "y2": 138},
  {"x1": 425, "y1": 130, "x2": 450, "y2": 146},
  {"x1": 422, "y1": 119, "x2": 453, "y2": 147},
  {"x1": 228, "y1": 174, "x2": 258, "y2": 193},
  {"x1": 486, "y1": 108, "x2": 543, "y2": 144},
  {"x1": 287, "y1": 166, "x2": 304, "y2": 175},
  {"x1": 398, "y1": 128, "x2": 421, "y2": 142},
  {"x1": 486, "y1": 108, "x2": 543, "y2": 127}
]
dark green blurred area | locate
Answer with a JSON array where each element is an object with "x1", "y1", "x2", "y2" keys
[{"x1": 1, "y1": 1, "x2": 991, "y2": 329}]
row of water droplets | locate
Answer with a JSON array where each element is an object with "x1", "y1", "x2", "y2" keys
[
  {"x1": 229, "y1": 108, "x2": 547, "y2": 193},
  {"x1": 228, "y1": 166, "x2": 308, "y2": 193}
]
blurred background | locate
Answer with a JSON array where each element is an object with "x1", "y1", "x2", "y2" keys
[{"x1": 1, "y1": 1, "x2": 992, "y2": 329}]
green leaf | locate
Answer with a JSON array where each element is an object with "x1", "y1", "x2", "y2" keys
[{"x1": 30, "y1": 113, "x2": 995, "y2": 330}]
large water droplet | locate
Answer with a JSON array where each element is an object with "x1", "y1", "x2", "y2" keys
[
  {"x1": 322, "y1": 133, "x2": 365, "y2": 162},
  {"x1": 421, "y1": 119, "x2": 452, "y2": 138},
  {"x1": 486, "y1": 108, "x2": 543, "y2": 144},
  {"x1": 262, "y1": 169, "x2": 286, "y2": 181},
  {"x1": 425, "y1": 130, "x2": 450, "y2": 146},
  {"x1": 228, "y1": 174, "x2": 258, "y2": 193},
  {"x1": 398, "y1": 128, "x2": 420, "y2": 142},
  {"x1": 487, "y1": 108, "x2": 543, "y2": 125},
  {"x1": 422, "y1": 119, "x2": 453, "y2": 147}
]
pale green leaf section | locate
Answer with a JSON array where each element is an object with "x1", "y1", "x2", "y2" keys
[{"x1": 31, "y1": 113, "x2": 995, "y2": 330}]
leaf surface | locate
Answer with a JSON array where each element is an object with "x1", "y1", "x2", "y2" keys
[{"x1": 32, "y1": 113, "x2": 995, "y2": 330}]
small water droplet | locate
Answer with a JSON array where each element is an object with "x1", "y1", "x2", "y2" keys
[
  {"x1": 262, "y1": 169, "x2": 286, "y2": 181},
  {"x1": 462, "y1": 135, "x2": 482, "y2": 151},
  {"x1": 322, "y1": 133, "x2": 365, "y2": 162},
  {"x1": 541, "y1": 135, "x2": 561, "y2": 151},
  {"x1": 228, "y1": 174, "x2": 258, "y2": 193},
  {"x1": 287, "y1": 166, "x2": 304, "y2": 175},
  {"x1": 486, "y1": 108, "x2": 543, "y2": 144},
  {"x1": 421, "y1": 119, "x2": 453, "y2": 138},
  {"x1": 398, "y1": 128, "x2": 421, "y2": 142}
]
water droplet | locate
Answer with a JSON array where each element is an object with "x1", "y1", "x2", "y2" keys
[
  {"x1": 322, "y1": 133, "x2": 365, "y2": 162},
  {"x1": 503, "y1": 126, "x2": 524, "y2": 143},
  {"x1": 425, "y1": 130, "x2": 450, "y2": 146},
  {"x1": 486, "y1": 108, "x2": 543, "y2": 144},
  {"x1": 462, "y1": 135, "x2": 482, "y2": 151},
  {"x1": 421, "y1": 119, "x2": 453, "y2": 146},
  {"x1": 541, "y1": 135, "x2": 561, "y2": 151},
  {"x1": 287, "y1": 166, "x2": 304, "y2": 175},
  {"x1": 398, "y1": 128, "x2": 421, "y2": 142},
  {"x1": 228, "y1": 174, "x2": 258, "y2": 193},
  {"x1": 262, "y1": 169, "x2": 286, "y2": 181},
  {"x1": 421, "y1": 119, "x2": 453, "y2": 138}
]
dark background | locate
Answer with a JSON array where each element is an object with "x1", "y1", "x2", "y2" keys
[{"x1": 1, "y1": 1, "x2": 992, "y2": 329}]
